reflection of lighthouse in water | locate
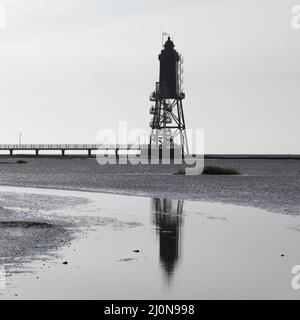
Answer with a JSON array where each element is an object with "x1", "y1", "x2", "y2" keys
[{"x1": 152, "y1": 198, "x2": 184, "y2": 285}]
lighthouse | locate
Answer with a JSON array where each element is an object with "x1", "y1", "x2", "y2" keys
[{"x1": 149, "y1": 36, "x2": 188, "y2": 156}]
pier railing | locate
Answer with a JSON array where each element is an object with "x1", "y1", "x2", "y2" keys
[{"x1": 0, "y1": 144, "x2": 150, "y2": 150}]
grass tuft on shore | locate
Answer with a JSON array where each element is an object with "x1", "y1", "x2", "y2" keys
[
  {"x1": 203, "y1": 166, "x2": 239, "y2": 175},
  {"x1": 176, "y1": 166, "x2": 240, "y2": 175},
  {"x1": 16, "y1": 160, "x2": 28, "y2": 164},
  {"x1": 176, "y1": 168, "x2": 186, "y2": 175},
  {"x1": 0, "y1": 221, "x2": 54, "y2": 228}
]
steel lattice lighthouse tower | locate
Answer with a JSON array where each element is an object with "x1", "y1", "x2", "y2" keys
[{"x1": 149, "y1": 36, "x2": 189, "y2": 155}]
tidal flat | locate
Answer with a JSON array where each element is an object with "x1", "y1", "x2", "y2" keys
[{"x1": 0, "y1": 158, "x2": 299, "y2": 299}]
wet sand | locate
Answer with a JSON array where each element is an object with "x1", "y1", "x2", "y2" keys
[
  {"x1": 0, "y1": 157, "x2": 299, "y2": 215},
  {"x1": 0, "y1": 186, "x2": 300, "y2": 299}
]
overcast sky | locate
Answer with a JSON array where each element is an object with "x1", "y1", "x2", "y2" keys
[{"x1": 0, "y1": 0, "x2": 299, "y2": 153}]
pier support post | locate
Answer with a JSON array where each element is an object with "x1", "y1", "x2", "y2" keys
[
  {"x1": 35, "y1": 149, "x2": 39, "y2": 156},
  {"x1": 9, "y1": 149, "x2": 13, "y2": 156},
  {"x1": 61, "y1": 149, "x2": 65, "y2": 157},
  {"x1": 116, "y1": 148, "x2": 119, "y2": 163},
  {"x1": 88, "y1": 149, "x2": 92, "y2": 157}
]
